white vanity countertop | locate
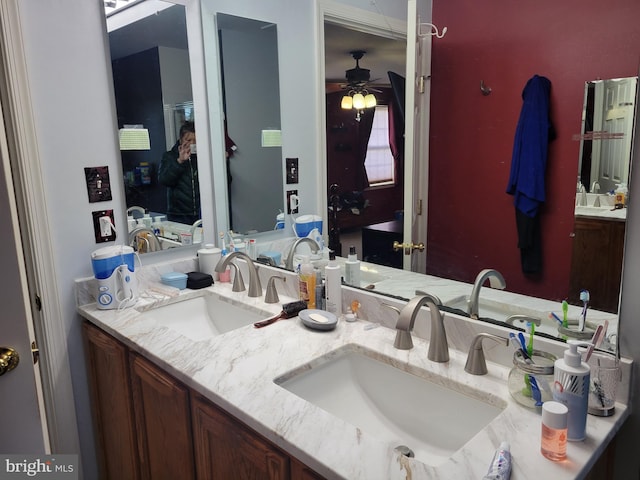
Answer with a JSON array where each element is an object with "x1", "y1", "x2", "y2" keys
[
  {"x1": 574, "y1": 205, "x2": 627, "y2": 221},
  {"x1": 77, "y1": 282, "x2": 629, "y2": 480}
]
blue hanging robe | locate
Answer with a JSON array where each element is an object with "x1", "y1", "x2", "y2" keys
[{"x1": 506, "y1": 75, "x2": 555, "y2": 274}]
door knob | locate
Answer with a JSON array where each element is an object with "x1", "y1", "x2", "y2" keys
[
  {"x1": 393, "y1": 241, "x2": 425, "y2": 254},
  {"x1": 0, "y1": 347, "x2": 19, "y2": 376}
]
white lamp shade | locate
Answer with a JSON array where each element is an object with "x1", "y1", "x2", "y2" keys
[
  {"x1": 341, "y1": 95, "x2": 353, "y2": 109},
  {"x1": 352, "y1": 93, "x2": 365, "y2": 110},
  {"x1": 364, "y1": 93, "x2": 377, "y2": 108}
]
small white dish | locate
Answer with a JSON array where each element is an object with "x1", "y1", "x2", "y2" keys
[{"x1": 299, "y1": 309, "x2": 337, "y2": 331}]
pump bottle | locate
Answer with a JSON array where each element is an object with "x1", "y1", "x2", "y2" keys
[
  {"x1": 345, "y1": 245, "x2": 361, "y2": 287},
  {"x1": 324, "y1": 251, "x2": 342, "y2": 315},
  {"x1": 552, "y1": 339, "x2": 590, "y2": 441}
]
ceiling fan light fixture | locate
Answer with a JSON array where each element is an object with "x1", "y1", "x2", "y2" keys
[
  {"x1": 364, "y1": 93, "x2": 377, "y2": 108},
  {"x1": 341, "y1": 95, "x2": 353, "y2": 110},
  {"x1": 352, "y1": 93, "x2": 365, "y2": 110}
]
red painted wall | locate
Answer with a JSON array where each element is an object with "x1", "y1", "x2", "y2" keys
[{"x1": 427, "y1": 0, "x2": 640, "y2": 301}]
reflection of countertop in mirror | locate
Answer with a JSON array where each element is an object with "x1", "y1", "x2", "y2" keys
[
  {"x1": 337, "y1": 257, "x2": 618, "y2": 347},
  {"x1": 574, "y1": 205, "x2": 627, "y2": 221},
  {"x1": 76, "y1": 275, "x2": 630, "y2": 480}
]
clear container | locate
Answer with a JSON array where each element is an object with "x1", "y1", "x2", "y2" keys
[{"x1": 508, "y1": 349, "x2": 556, "y2": 409}]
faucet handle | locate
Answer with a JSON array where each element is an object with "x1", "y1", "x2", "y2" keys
[
  {"x1": 265, "y1": 275, "x2": 286, "y2": 303},
  {"x1": 229, "y1": 263, "x2": 245, "y2": 293},
  {"x1": 464, "y1": 333, "x2": 509, "y2": 375}
]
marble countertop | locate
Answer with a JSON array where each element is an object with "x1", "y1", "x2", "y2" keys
[{"x1": 77, "y1": 279, "x2": 629, "y2": 480}]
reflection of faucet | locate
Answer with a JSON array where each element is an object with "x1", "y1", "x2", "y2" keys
[
  {"x1": 127, "y1": 206, "x2": 145, "y2": 217},
  {"x1": 578, "y1": 184, "x2": 587, "y2": 206},
  {"x1": 215, "y1": 252, "x2": 262, "y2": 297},
  {"x1": 505, "y1": 314, "x2": 541, "y2": 327},
  {"x1": 128, "y1": 226, "x2": 161, "y2": 253},
  {"x1": 468, "y1": 269, "x2": 506, "y2": 319},
  {"x1": 190, "y1": 219, "x2": 203, "y2": 238},
  {"x1": 394, "y1": 294, "x2": 449, "y2": 363},
  {"x1": 284, "y1": 237, "x2": 320, "y2": 270}
]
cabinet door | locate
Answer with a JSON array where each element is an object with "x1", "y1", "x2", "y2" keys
[
  {"x1": 290, "y1": 457, "x2": 326, "y2": 480},
  {"x1": 130, "y1": 353, "x2": 195, "y2": 480},
  {"x1": 82, "y1": 322, "x2": 140, "y2": 480},
  {"x1": 191, "y1": 394, "x2": 289, "y2": 480}
]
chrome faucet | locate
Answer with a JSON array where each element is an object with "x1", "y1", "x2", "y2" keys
[
  {"x1": 468, "y1": 269, "x2": 506, "y2": 319},
  {"x1": 127, "y1": 205, "x2": 145, "y2": 217},
  {"x1": 128, "y1": 226, "x2": 161, "y2": 253},
  {"x1": 394, "y1": 294, "x2": 449, "y2": 363},
  {"x1": 284, "y1": 237, "x2": 320, "y2": 270},
  {"x1": 215, "y1": 251, "x2": 262, "y2": 297}
]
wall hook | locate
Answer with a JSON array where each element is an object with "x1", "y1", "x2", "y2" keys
[
  {"x1": 480, "y1": 80, "x2": 492, "y2": 96},
  {"x1": 418, "y1": 22, "x2": 448, "y2": 39}
]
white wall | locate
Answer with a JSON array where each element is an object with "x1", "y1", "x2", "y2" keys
[{"x1": 17, "y1": 1, "x2": 121, "y2": 477}]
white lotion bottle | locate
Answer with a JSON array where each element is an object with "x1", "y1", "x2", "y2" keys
[
  {"x1": 344, "y1": 245, "x2": 361, "y2": 287},
  {"x1": 324, "y1": 251, "x2": 342, "y2": 315},
  {"x1": 552, "y1": 339, "x2": 590, "y2": 441}
]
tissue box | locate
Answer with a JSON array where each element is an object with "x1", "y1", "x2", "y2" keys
[{"x1": 161, "y1": 272, "x2": 188, "y2": 290}]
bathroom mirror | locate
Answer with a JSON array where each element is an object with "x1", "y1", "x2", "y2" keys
[
  {"x1": 577, "y1": 76, "x2": 637, "y2": 196},
  {"x1": 313, "y1": 8, "x2": 631, "y2": 353},
  {"x1": 107, "y1": 1, "x2": 202, "y2": 251},
  {"x1": 215, "y1": 13, "x2": 284, "y2": 234}
]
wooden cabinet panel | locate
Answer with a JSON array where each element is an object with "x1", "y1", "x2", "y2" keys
[
  {"x1": 569, "y1": 218, "x2": 625, "y2": 313},
  {"x1": 82, "y1": 322, "x2": 140, "y2": 480},
  {"x1": 290, "y1": 457, "x2": 326, "y2": 480},
  {"x1": 130, "y1": 353, "x2": 195, "y2": 480},
  {"x1": 191, "y1": 393, "x2": 289, "y2": 480}
]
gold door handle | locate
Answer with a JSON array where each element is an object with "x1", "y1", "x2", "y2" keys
[
  {"x1": 393, "y1": 241, "x2": 425, "y2": 254},
  {"x1": 0, "y1": 347, "x2": 19, "y2": 376}
]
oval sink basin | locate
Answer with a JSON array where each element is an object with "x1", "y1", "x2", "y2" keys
[
  {"x1": 136, "y1": 292, "x2": 270, "y2": 341},
  {"x1": 275, "y1": 347, "x2": 505, "y2": 466}
]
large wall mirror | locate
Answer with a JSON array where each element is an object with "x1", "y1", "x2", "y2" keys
[
  {"x1": 107, "y1": 1, "x2": 202, "y2": 252},
  {"x1": 216, "y1": 13, "x2": 284, "y2": 234},
  {"x1": 315, "y1": 6, "x2": 635, "y2": 354}
]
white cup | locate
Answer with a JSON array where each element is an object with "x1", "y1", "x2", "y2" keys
[{"x1": 197, "y1": 244, "x2": 221, "y2": 280}]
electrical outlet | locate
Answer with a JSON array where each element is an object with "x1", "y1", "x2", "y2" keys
[
  {"x1": 286, "y1": 158, "x2": 299, "y2": 184},
  {"x1": 92, "y1": 210, "x2": 116, "y2": 243},
  {"x1": 287, "y1": 190, "x2": 299, "y2": 214}
]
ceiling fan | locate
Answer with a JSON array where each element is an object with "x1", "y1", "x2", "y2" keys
[
  {"x1": 339, "y1": 50, "x2": 380, "y2": 119},
  {"x1": 340, "y1": 50, "x2": 382, "y2": 93}
]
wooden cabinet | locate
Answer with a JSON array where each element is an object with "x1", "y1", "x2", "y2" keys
[
  {"x1": 82, "y1": 322, "x2": 140, "y2": 480},
  {"x1": 129, "y1": 353, "x2": 195, "y2": 480},
  {"x1": 82, "y1": 322, "x2": 325, "y2": 480},
  {"x1": 569, "y1": 217, "x2": 625, "y2": 313},
  {"x1": 191, "y1": 393, "x2": 289, "y2": 479}
]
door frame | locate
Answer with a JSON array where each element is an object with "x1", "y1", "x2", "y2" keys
[{"x1": 0, "y1": 0, "x2": 80, "y2": 453}]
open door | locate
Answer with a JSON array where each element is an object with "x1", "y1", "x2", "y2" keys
[{"x1": 402, "y1": 0, "x2": 431, "y2": 273}]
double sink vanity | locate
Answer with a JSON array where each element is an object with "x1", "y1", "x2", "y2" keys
[{"x1": 76, "y1": 254, "x2": 630, "y2": 479}]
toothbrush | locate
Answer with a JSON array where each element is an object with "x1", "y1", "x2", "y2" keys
[
  {"x1": 562, "y1": 300, "x2": 569, "y2": 328},
  {"x1": 549, "y1": 312, "x2": 563, "y2": 326},
  {"x1": 527, "y1": 322, "x2": 535, "y2": 357},
  {"x1": 579, "y1": 290, "x2": 590, "y2": 331},
  {"x1": 219, "y1": 231, "x2": 227, "y2": 255}
]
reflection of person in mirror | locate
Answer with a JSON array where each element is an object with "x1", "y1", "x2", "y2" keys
[{"x1": 159, "y1": 121, "x2": 201, "y2": 225}]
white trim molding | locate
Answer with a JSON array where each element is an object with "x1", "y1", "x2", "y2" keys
[{"x1": 0, "y1": 0, "x2": 80, "y2": 455}]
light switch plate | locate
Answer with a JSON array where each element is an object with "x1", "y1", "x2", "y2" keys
[
  {"x1": 85, "y1": 166, "x2": 112, "y2": 203},
  {"x1": 286, "y1": 158, "x2": 298, "y2": 184}
]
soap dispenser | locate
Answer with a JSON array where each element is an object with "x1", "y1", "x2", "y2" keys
[
  {"x1": 552, "y1": 340, "x2": 590, "y2": 441},
  {"x1": 344, "y1": 245, "x2": 361, "y2": 287}
]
